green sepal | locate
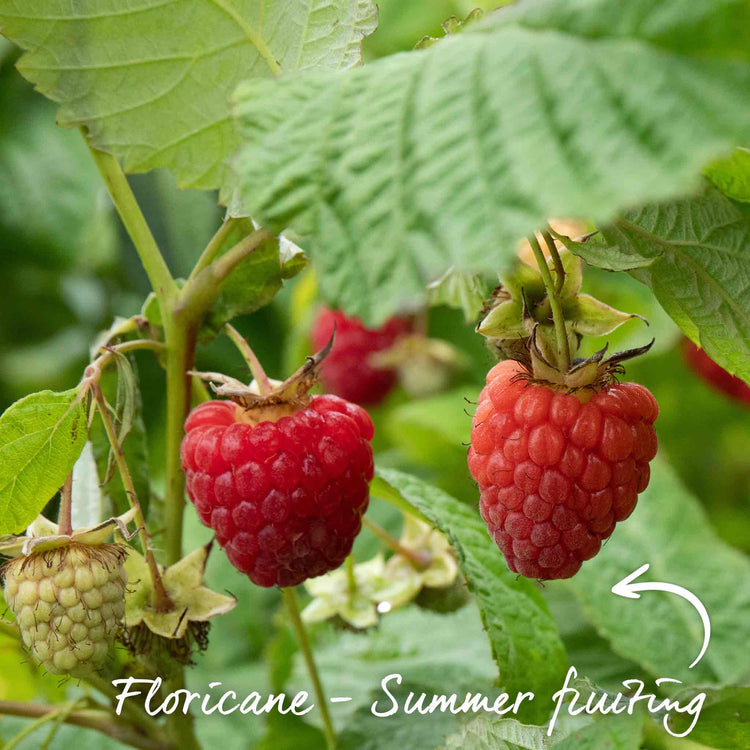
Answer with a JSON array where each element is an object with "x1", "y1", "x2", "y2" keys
[{"x1": 563, "y1": 294, "x2": 646, "y2": 337}]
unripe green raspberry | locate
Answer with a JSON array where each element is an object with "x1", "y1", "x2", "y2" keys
[{"x1": 2, "y1": 542, "x2": 127, "y2": 675}]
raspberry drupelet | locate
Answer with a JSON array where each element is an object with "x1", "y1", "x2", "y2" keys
[
  {"x1": 182, "y1": 395, "x2": 374, "y2": 588},
  {"x1": 469, "y1": 359, "x2": 658, "y2": 580}
]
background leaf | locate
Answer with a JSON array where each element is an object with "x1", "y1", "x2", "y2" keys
[
  {"x1": 233, "y1": 0, "x2": 750, "y2": 323},
  {"x1": 706, "y1": 147, "x2": 750, "y2": 203},
  {"x1": 70, "y1": 441, "x2": 103, "y2": 529},
  {"x1": 0, "y1": 0, "x2": 377, "y2": 192},
  {"x1": 668, "y1": 687, "x2": 750, "y2": 749},
  {"x1": 571, "y1": 187, "x2": 750, "y2": 381},
  {"x1": 0, "y1": 389, "x2": 87, "y2": 534},
  {"x1": 373, "y1": 467, "x2": 568, "y2": 722},
  {"x1": 568, "y1": 459, "x2": 750, "y2": 686}
]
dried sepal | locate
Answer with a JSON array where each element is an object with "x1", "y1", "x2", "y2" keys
[
  {"x1": 122, "y1": 540, "x2": 236, "y2": 663},
  {"x1": 0, "y1": 509, "x2": 137, "y2": 558}
]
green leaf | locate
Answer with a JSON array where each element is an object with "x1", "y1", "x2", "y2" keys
[
  {"x1": 339, "y1": 676, "x2": 489, "y2": 750},
  {"x1": 668, "y1": 687, "x2": 750, "y2": 749},
  {"x1": 552, "y1": 713, "x2": 643, "y2": 750},
  {"x1": 0, "y1": 389, "x2": 87, "y2": 534},
  {"x1": 233, "y1": 0, "x2": 750, "y2": 324},
  {"x1": 373, "y1": 467, "x2": 567, "y2": 721},
  {"x1": 0, "y1": 0, "x2": 378, "y2": 192},
  {"x1": 558, "y1": 234, "x2": 655, "y2": 273},
  {"x1": 568, "y1": 459, "x2": 750, "y2": 686},
  {"x1": 593, "y1": 187, "x2": 750, "y2": 381},
  {"x1": 202, "y1": 220, "x2": 307, "y2": 338},
  {"x1": 706, "y1": 147, "x2": 750, "y2": 202}
]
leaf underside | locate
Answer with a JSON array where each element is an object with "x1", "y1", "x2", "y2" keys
[
  {"x1": 232, "y1": 0, "x2": 750, "y2": 324},
  {"x1": 0, "y1": 0, "x2": 378, "y2": 193}
]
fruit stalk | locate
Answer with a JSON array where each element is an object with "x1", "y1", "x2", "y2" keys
[
  {"x1": 281, "y1": 588, "x2": 337, "y2": 750},
  {"x1": 224, "y1": 323, "x2": 273, "y2": 396},
  {"x1": 58, "y1": 473, "x2": 74, "y2": 536},
  {"x1": 527, "y1": 233, "x2": 571, "y2": 371},
  {"x1": 362, "y1": 517, "x2": 431, "y2": 570}
]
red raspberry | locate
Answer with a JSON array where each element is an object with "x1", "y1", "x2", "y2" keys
[
  {"x1": 682, "y1": 339, "x2": 750, "y2": 406},
  {"x1": 469, "y1": 360, "x2": 658, "y2": 580},
  {"x1": 181, "y1": 395, "x2": 374, "y2": 588},
  {"x1": 311, "y1": 307, "x2": 413, "y2": 405}
]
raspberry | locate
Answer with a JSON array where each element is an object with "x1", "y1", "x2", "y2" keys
[
  {"x1": 682, "y1": 339, "x2": 750, "y2": 406},
  {"x1": 311, "y1": 307, "x2": 413, "y2": 405},
  {"x1": 2, "y1": 543, "x2": 127, "y2": 674},
  {"x1": 470, "y1": 360, "x2": 658, "y2": 580},
  {"x1": 182, "y1": 394, "x2": 374, "y2": 588}
]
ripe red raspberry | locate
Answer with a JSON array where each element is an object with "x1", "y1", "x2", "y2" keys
[
  {"x1": 682, "y1": 339, "x2": 750, "y2": 406},
  {"x1": 311, "y1": 307, "x2": 413, "y2": 405},
  {"x1": 469, "y1": 360, "x2": 658, "y2": 580},
  {"x1": 181, "y1": 395, "x2": 374, "y2": 588}
]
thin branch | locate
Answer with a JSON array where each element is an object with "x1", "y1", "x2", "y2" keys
[
  {"x1": 282, "y1": 588, "x2": 337, "y2": 750},
  {"x1": 188, "y1": 217, "x2": 240, "y2": 281},
  {"x1": 92, "y1": 385, "x2": 172, "y2": 613},
  {"x1": 0, "y1": 701, "x2": 168, "y2": 750},
  {"x1": 362, "y1": 517, "x2": 431, "y2": 570},
  {"x1": 542, "y1": 228, "x2": 566, "y2": 294},
  {"x1": 58, "y1": 473, "x2": 74, "y2": 536}
]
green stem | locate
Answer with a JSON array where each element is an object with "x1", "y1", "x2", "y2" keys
[
  {"x1": 542, "y1": 228, "x2": 566, "y2": 294},
  {"x1": 345, "y1": 555, "x2": 357, "y2": 600},
  {"x1": 162, "y1": 317, "x2": 196, "y2": 566},
  {"x1": 188, "y1": 217, "x2": 239, "y2": 281},
  {"x1": 86, "y1": 145, "x2": 177, "y2": 311},
  {"x1": 282, "y1": 588, "x2": 337, "y2": 750},
  {"x1": 92, "y1": 385, "x2": 172, "y2": 612},
  {"x1": 362, "y1": 517, "x2": 431, "y2": 570},
  {"x1": 164, "y1": 674, "x2": 202, "y2": 750},
  {"x1": 528, "y1": 233, "x2": 571, "y2": 372}
]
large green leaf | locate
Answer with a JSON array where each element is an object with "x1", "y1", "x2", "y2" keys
[
  {"x1": 233, "y1": 0, "x2": 750, "y2": 324},
  {"x1": 373, "y1": 467, "x2": 567, "y2": 722},
  {"x1": 442, "y1": 712, "x2": 643, "y2": 750},
  {"x1": 0, "y1": 0, "x2": 377, "y2": 192},
  {"x1": 569, "y1": 187, "x2": 750, "y2": 381},
  {"x1": 290, "y1": 605, "x2": 497, "y2": 728},
  {"x1": 669, "y1": 687, "x2": 750, "y2": 749},
  {"x1": 568, "y1": 459, "x2": 750, "y2": 686},
  {"x1": 0, "y1": 389, "x2": 87, "y2": 534}
]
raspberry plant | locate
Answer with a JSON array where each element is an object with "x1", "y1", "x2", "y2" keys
[{"x1": 0, "y1": 1, "x2": 748, "y2": 750}]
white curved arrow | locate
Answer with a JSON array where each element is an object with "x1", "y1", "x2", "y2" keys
[{"x1": 611, "y1": 563, "x2": 711, "y2": 669}]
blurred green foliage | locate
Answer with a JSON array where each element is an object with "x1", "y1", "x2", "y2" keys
[{"x1": 0, "y1": 3, "x2": 748, "y2": 748}]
